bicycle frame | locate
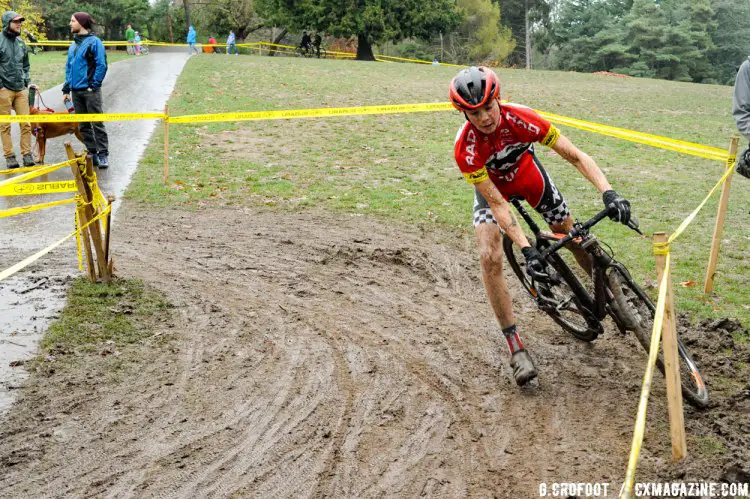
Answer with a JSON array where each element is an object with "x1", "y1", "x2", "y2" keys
[{"x1": 509, "y1": 197, "x2": 653, "y2": 330}]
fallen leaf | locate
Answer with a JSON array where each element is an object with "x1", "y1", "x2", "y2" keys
[{"x1": 680, "y1": 280, "x2": 697, "y2": 287}]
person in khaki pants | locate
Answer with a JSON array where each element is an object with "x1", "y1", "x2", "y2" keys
[{"x1": 0, "y1": 11, "x2": 33, "y2": 169}]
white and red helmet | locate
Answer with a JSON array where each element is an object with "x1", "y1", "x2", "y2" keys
[{"x1": 449, "y1": 66, "x2": 500, "y2": 111}]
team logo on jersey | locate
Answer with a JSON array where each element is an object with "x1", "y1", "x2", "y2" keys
[
  {"x1": 464, "y1": 129, "x2": 477, "y2": 165},
  {"x1": 504, "y1": 111, "x2": 540, "y2": 135}
]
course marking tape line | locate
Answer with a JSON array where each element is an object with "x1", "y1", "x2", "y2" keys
[
  {"x1": 0, "y1": 112, "x2": 165, "y2": 124},
  {"x1": 0, "y1": 180, "x2": 77, "y2": 197},
  {"x1": 0, "y1": 159, "x2": 77, "y2": 189},
  {"x1": 620, "y1": 255, "x2": 671, "y2": 499},
  {"x1": 0, "y1": 196, "x2": 76, "y2": 218},
  {"x1": 0, "y1": 164, "x2": 57, "y2": 175},
  {"x1": 538, "y1": 110, "x2": 728, "y2": 162},
  {"x1": 0, "y1": 204, "x2": 110, "y2": 282},
  {"x1": 667, "y1": 161, "x2": 736, "y2": 244},
  {"x1": 0, "y1": 100, "x2": 726, "y2": 162},
  {"x1": 375, "y1": 54, "x2": 463, "y2": 67},
  {"x1": 167, "y1": 102, "x2": 454, "y2": 124}
]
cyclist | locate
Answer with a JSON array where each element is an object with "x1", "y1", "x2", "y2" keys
[
  {"x1": 299, "y1": 31, "x2": 311, "y2": 55},
  {"x1": 449, "y1": 66, "x2": 633, "y2": 386},
  {"x1": 311, "y1": 31, "x2": 321, "y2": 58}
]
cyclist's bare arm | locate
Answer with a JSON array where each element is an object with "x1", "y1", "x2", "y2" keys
[
  {"x1": 550, "y1": 134, "x2": 612, "y2": 194},
  {"x1": 475, "y1": 179, "x2": 532, "y2": 249}
]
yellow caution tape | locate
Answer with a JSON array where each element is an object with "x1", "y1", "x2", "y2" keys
[
  {"x1": 0, "y1": 98, "x2": 726, "y2": 163},
  {"x1": 0, "y1": 180, "x2": 77, "y2": 197},
  {"x1": 0, "y1": 203, "x2": 111, "y2": 282},
  {"x1": 168, "y1": 102, "x2": 453, "y2": 124},
  {"x1": 667, "y1": 162, "x2": 735, "y2": 245},
  {"x1": 652, "y1": 241, "x2": 670, "y2": 255},
  {"x1": 0, "y1": 158, "x2": 77, "y2": 189},
  {"x1": 538, "y1": 110, "x2": 728, "y2": 162},
  {"x1": 0, "y1": 112, "x2": 165, "y2": 124},
  {"x1": 620, "y1": 253, "x2": 671, "y2": 499},
  {"x1": 0, "y1": 196, "x2": 76, "y2": 218},
  {"x1": 0, "y1": 164, "x2": 59, "y2": 175},
  {"x1": 375, "y1": 54, "x2": 463, "y2": 67}
]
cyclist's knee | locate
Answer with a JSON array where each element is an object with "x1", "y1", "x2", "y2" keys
[
  {"x1": 549, "y1": 214, "x2": 574, "y2": 234},
  {"x1": 476, "y1": 229, "x2": 504, "y2": 271}
]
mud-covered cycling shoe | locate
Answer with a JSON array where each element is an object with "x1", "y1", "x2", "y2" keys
[{"x1": 510, "y1": 350, "x2": 538, "y2": 386}]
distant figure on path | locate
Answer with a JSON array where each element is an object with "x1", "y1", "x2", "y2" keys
[
  {"x1": 187, "y1": 25, "x2": 199, "y2": 55},
  {"x1": 125, "y1": 23, "x2": 135, "y2": 55},
  {"x1": 226, "y1": 30, "x2": 237, "y2": 55}
]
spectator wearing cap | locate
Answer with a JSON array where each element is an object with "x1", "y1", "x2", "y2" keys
[
  {"x1": 0, "y1": 11, "x2": 34, "y2": 168},
  {"x1": 62, "y1": 12, "x2": 111, "y2": 169}
]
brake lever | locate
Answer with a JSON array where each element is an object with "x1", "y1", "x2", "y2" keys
[{"x1": 627, "y1": 215, "x2": 643, "y2": 235}]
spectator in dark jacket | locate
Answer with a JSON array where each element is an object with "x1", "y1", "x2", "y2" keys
[
  {"x1": 732, "y1": 57, "x2": 750, "y2": 179},
  {"x1": 0, "y1": 11, "x2": 34, "y2": 168},
  {"x1": 62, "y1": 12, "x2": 110, "y2": 168}
]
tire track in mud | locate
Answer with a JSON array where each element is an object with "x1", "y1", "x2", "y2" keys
[{"x1": 2, "y1": 204, "x2": 746, "y2": 498}]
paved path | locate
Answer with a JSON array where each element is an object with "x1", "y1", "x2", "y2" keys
[{"x1": 0, "y1": 51, "x2": 190, "y2": 412}]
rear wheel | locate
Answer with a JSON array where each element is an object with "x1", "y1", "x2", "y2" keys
[
  {"x1": 503, "y1": 235, "x2": 602, "y2": 342},
  {"x1": 607, "y1": 268, "x2": 709, "y2": 408}
]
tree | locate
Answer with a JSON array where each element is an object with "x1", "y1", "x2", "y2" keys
[
  {"x1": 545, "y1": 0, "x2": 631, "y2": 72},
  {"x1": 194, "y1": 0, "x2": 264, "y2": 41},
  {"x1": 707, "y1": 0, "x2": 749, "y2": 84},
  {"x1": 256, "y1": 0, "x2": 460, "y2": 60},
  {"x1": 458, "y1": 0, "x2": 515, "y2": 63},
  {"x1": 496, "y1": 0, "x2": 550, "y2": 67},
  {"x1": 36, "y1": 0, "x2": 152, "y2": 40}
]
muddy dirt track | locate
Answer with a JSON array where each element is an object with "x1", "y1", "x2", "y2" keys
[{"x1": 1, "y1": 205, "x2": 748, "y2": 497}]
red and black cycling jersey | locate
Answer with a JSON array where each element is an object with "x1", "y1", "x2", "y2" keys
[{"x1": 453, "y1": 103, "x2": 560, "y2": 186}]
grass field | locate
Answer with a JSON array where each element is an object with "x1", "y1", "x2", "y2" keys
[
  {"x1": 127, "y1": 55, "x2": 749, "y2": 326},
  {"x1": 29, "y1": 49, "x2": 131, "y2": 92}
]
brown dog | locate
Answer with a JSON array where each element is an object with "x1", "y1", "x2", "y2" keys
[{"x1": 30, "y1": 105, "x2": 85, "y2": 164}]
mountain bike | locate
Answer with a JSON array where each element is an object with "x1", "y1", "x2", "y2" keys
[
  {"x1": 296, "y1": 44, "x2": 327, "y2": 58},
  {"x1": 502, "y1": 197, "x2": 709, "y2": 408}
]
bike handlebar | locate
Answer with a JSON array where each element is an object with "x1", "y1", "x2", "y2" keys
[{"x1": 541, "y1": 207, "x2": 641, "y2": 258}]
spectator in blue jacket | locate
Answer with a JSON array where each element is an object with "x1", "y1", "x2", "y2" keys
[
  {"x1": 187, "y1": 25, "x2": 198, "y2": 55},
  {"x1": 226, "y1": 30, "x2": 237, "y2": 55},
  {"x1": 62, "y1": 12, "x2": 110, "y2": 168}
]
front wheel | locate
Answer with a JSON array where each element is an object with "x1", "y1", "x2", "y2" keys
[
  {"x1": 503, "y1": 235, "x2": 602, "y2": 342},
  {"x1": 607, "y1": 268, "x2": 709, "y2": 408}
]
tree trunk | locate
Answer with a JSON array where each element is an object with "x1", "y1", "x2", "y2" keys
[
  {"x1": 356, "y1": 33, "x2": 375, "y2": 61},
  {"x1": 184, "y1": 0, "x2": 192, "y2": 31},
  {"x1": 167, "y1": 10, "x2": 174, "y2": 43},
  {"x1": 525, "y1": 0, "x2": 531, "y2": 70},
  {"x1": 268, "y1": 27, "x2": 287, "y2": 57}
]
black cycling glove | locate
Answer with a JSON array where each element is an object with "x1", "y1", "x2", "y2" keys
[
  {"x1": 737, "y1": 146, "x2": 750, "y2": 179},
  {"x1": 521, "y1": 246, "x2": 548, "y2": 281},
  {"x1": 602, "y1": 190, "x2": 632, "y2": 225}
]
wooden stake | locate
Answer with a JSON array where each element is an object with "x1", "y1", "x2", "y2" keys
[
  {"x1": 704, "y1": 136, "x2": 739, "y2": 294},
  {"x1": 653, "y1": 232, "x2": 687, "y2": 461},
  {"x1": 65, "y1": 144, "x2": 95, "y2": 281},
  {"x1": 66, "y1": 144, "x2": 111, "y2": 283},
  {"x1": 163, "y1": 105, "x2": 170, "y2": 183},
  {"x1": 104, "y1": 195, "x2": 115, "y2": 268}
]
